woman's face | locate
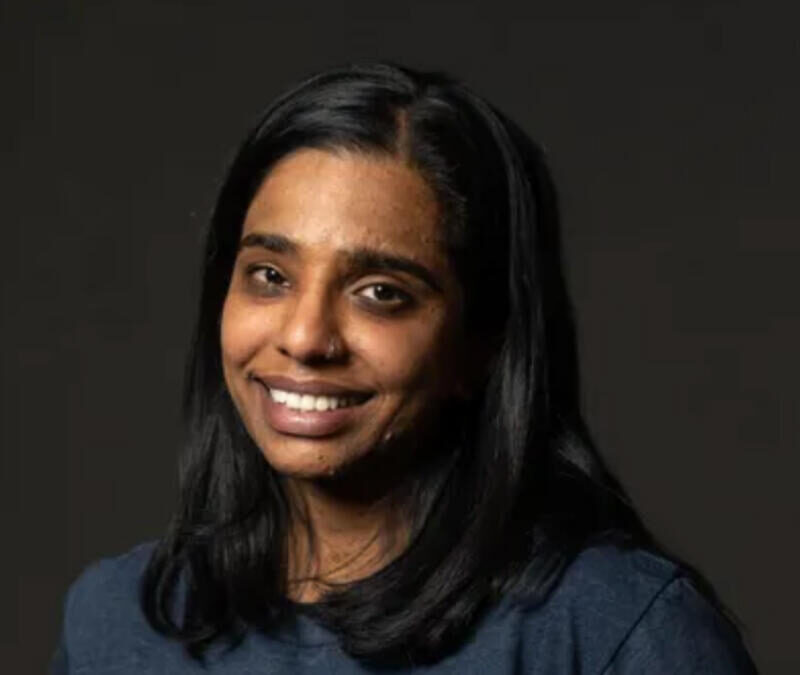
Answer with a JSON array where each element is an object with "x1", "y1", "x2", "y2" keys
[{"x1": 221, "y1": 148, "x2": 473, "y2": 481}]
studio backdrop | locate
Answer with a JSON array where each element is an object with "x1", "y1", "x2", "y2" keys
[{"x1": 4, "y1": 1, "x2": 798, "y2": 672}]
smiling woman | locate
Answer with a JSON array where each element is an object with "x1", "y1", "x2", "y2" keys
[{"x1": 51, "y1": 62, "x2": 757, "y2": 673}]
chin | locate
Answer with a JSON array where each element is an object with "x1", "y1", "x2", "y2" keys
[{"x1": 255, "y1": 433, "x2": 375, "y2": 480}]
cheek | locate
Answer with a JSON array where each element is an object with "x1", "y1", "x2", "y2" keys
[
  {"x1": 351, "y1": 312, "x2": 458, "y2": 393},
  {"x1": 220, "y1": 295, "x2": 273, "y2": 370}
]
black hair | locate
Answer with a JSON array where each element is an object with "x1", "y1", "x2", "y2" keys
[{"x1": 141, "y1": 61, "x2": 720, "y2": 666}]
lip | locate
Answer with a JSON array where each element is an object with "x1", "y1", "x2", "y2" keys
[
  {"x1": 254, "y1": 374, "x2": 374, "y2": 399},
  {"x1": 251, "y1": 376, "x2": 375, "y2": 438}
]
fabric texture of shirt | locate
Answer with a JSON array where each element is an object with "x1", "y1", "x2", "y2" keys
[{"x1": 50, "y1": 540, "x2": 757, "y2": 673}]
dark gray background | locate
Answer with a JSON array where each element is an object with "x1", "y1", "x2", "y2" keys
[{"x1": 4, "y1": 1, "x2": 798, "y2": 672}]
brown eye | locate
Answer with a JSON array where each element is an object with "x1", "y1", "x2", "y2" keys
[
  {"x1": 244, "y1": 264, "x2": 289, "y2": 297},
  {"x1": 357, "y1": 283, "x2": 412, "y2": 306},
  {"x1": 247, "y1": 264, "x2": 288, "y2": 288}
]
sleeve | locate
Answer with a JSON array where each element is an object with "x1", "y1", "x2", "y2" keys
[{"x1": 602, "y1": 576, "x2": 758, "y2": 674}]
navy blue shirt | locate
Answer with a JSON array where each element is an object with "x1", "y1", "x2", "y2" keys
[{"x1": 51, "y1": 541, "x2": 757, "y2": 673}]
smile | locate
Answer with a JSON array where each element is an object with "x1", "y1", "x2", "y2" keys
[
  {"x1": 267, "y1": 388, "x2": 370, "y2": 412},
  {"x1": 252, "y1": 375, "x2": 375, "y2": 437}
]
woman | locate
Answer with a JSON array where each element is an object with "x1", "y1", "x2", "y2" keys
[{"x1": 51, "y1": 61, "x2": 757, "y2": 673}]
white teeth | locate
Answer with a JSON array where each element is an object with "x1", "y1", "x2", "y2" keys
[{"x1": 268, "y1": 388, "x2": 362, "y2": 412}]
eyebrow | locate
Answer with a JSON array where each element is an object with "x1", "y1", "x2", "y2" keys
[
  {"x1": 238, "y1": 232, "x2": 442, "y2": 292},
  {"x1": 239, "y1": 232, "x2": 297, "y2": 255}
]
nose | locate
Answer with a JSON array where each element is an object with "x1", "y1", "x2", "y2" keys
[{"x1": 276, "y1": 282, "x2": 346, "y2": 365}]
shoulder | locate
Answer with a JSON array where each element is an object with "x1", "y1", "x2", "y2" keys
[
  {"x1": 602, "y1": 573, "x2": 758, "y2": 674},
  {"x1": 65, "y1": 539, "x2": 157, "y2": 622},
  {"x1": 509, "y1": 544, "x2": 756, "y2": 673},
  {"x1": 542, "y1": 542, "x2": 686, "y2": 630},
  {"x1": 70, "y1": 539, "x2": 158, "y2": 589},
  {"x1": 58, "y1": 541, "x2": 163, "y2": 667}
]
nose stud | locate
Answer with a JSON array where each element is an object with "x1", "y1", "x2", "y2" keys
[{"x1": 325, "y1": 337, "x2": 343, "y2": 360}]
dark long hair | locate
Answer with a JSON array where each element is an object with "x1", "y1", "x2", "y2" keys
[{"x1": 141, "y1": 61, "x2": 694, "y2": 665}]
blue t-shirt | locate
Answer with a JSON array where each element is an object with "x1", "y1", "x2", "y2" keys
[{"x1": 51, "y1": 541, "x2": 757, "y2": 673}]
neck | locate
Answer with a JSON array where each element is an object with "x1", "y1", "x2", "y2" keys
[{"x1": 282, "y1": 475, "x2": 411, "y2": 603}]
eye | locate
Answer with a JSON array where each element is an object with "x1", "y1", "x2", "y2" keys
[
  {"x1": 246, "y1": 264, "x2": 288, "y2": 289},
  {"x1": 356, "y1": 283, "x2": 412, "y2": 307}
]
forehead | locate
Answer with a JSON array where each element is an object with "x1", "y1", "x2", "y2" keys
[{"x1": 242, "y1": 148, "x2": 446, "y2": 263}]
